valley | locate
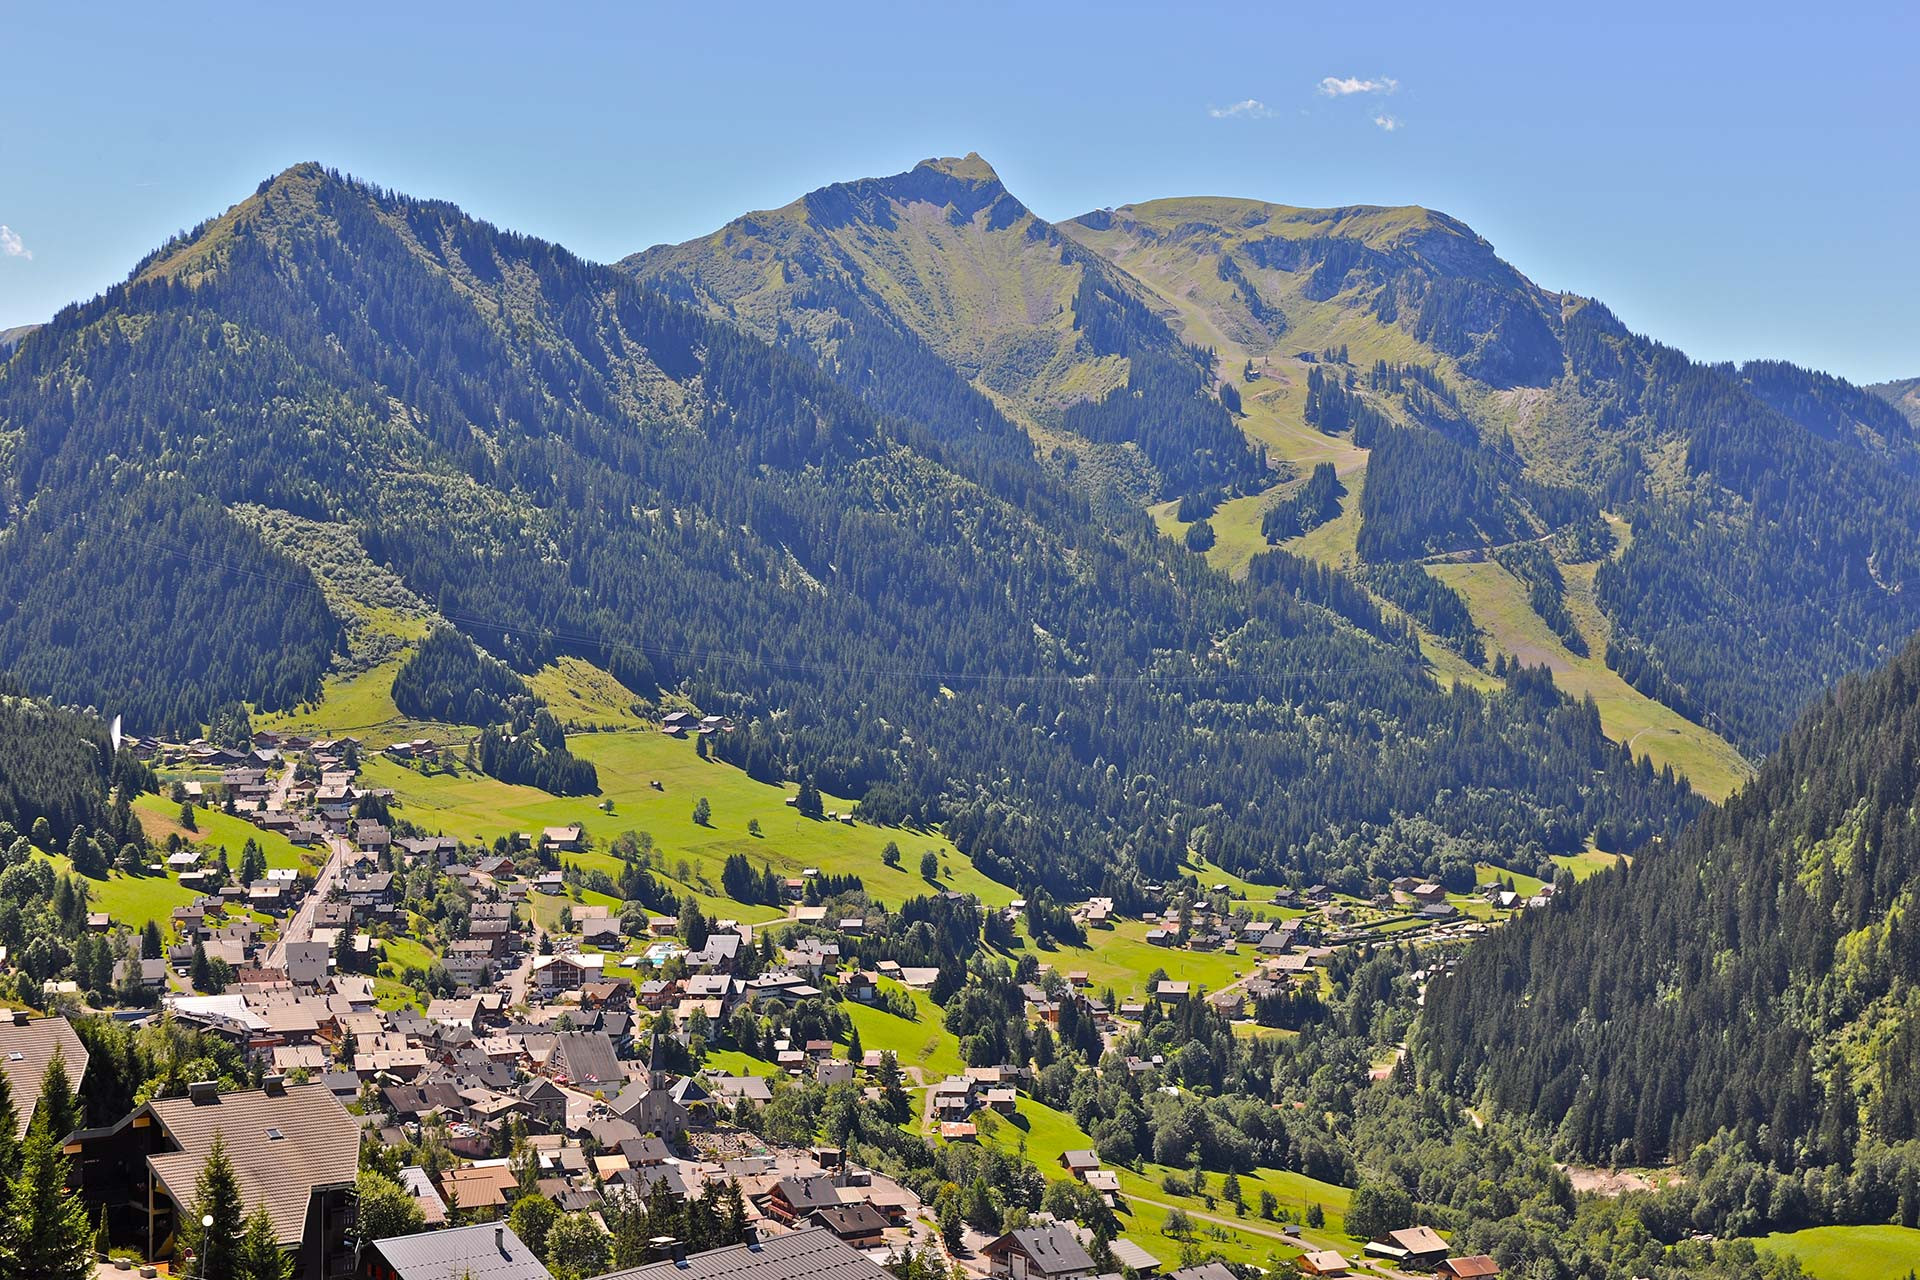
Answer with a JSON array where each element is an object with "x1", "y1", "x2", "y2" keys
[{"x1": 0, "y1": 139, "x2": 1914, "y2": 1280}]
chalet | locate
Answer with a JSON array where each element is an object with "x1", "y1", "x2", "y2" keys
[
  {"x1": 1058, "y1": 1149, "x2": 1101, "y2": 1179},
  {"x1": 843, "y1": 971, "x2": 879, "y2": 1003},
  {"x1": 762, "y1": 1172, "x2": 842, "y2": 1223},
  {"x1": 1440, "y1": 1258, "x2": 1500, "y2": 1279},
  {"x1": 341, "y1": 871, "x2": 395, "y2": 910},
  {"x1": 71, "y1": 1081, "x2": 357, "y2": 1280},
  {"x1": 113, "y1": 957, "x2": 168, "y2": 990},
  {"x1": 686, "y1": 932, "x2": 742, "y2": 972},
  {"x1": 1410, "y1": 883, "x2": 1447, "y2": 905},
  {"x1": 437, "y1": 1164, "x2": 520, "y2": 1220},
  {"x1": 1366, "y1": 1226, "x2": 1448, "y2": 1269},
  {"x1": 809, "y1": 1201, "x2": 889, "y2": 1248},
  {"x1": 581, "y1": 917, "x2": 623, "y2": 947},
  {"x1": 1155, "y1": 980, "x2": 1190, "y2": 1001},
  {"x1": 1144, "y1": 928, "x2": 1172, "y2": 946},
  {"x1": 361, "y1": 1221, "x2": 547, "y2": 1280},
  {"x1": 542, "y1": 825, "x2": 584, "y2": 852},
  {"x1": 983, "y1": 1224, "x2": 1095, "y2": 1280},
  {"x1": 660, "y1": 710, "x2": 698, "y2": 734},
  {"x1": 532, "y1": 872, "x2": 566, "y2": 895},
  {"x1": 930, "y1": 1077, "x2": 976, "y2": 1119},
  {"x1": 1299, "y1": 1252, "x2": 1350, "y2": 1277},
  {"x1": 531, "y1": 951, "x2": 604, "y2": 992}
]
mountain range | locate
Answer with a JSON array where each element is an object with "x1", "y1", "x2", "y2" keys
[{"x1": 1, "y1": 154, "x2": 1914, "y2": 896}]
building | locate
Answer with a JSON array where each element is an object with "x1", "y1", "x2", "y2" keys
[
  {"x1": 982, "y1": 1224, "x2": 1096, "y2": 1280},
  {"x1": 0, "y1": 1012, "x2": 89, "y2": 1138},
  {"x1": 1440, "y1": 1257, "x2": 1501, "y2": 1279},
  {"x1": 1365, "y1": 1226, "x2": 1449, "y2": 1269},
  {"x1": 808, "y1": 1202, "x2": 890, "y2": 1248},
  {"x1": 597, "y1": 1229, "x2": 891, "y2": 1280},
  {"x1": 1299, "y1": 1252, "x2": 1350, "y2": 1277},
  {"x1": 360, "y1": 1222, "x2": 551, "y2": 1280},
  {"x1": 72, "y1": 1080, "x2": 359, "y2": 1280},
  {"x1": 762, "y1": 1172, "x2": 842, "y2": 1224}
]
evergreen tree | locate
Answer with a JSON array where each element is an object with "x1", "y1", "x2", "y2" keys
[
  {"x1": 37, "y1": 1048, "x2": 80, "y2": 1143},
  {"x1": 237, "y1": 1203, "x2": 291, "y2": 1280},
  {"x1": 184, "y1": 1132, "x2": 246, "y2": 1280},
  {"x1": 8, "y1": 1117, "x2": 93, "y2": 1280}
]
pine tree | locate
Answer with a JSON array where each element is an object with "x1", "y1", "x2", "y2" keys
[
  {"x1": 38, "y1": 1048, "x2": 80, "y2": 1142},
  {"x1": 9, "y1": 1117, "x2": 93, "y2": 1280},
  {"x1": 237, "y1": 1203, "x2": 291, "y2": 1280},
  {"x1": 141, "y1": 919, "x2": 163, "y2": 960},
  {"x1": 184, "y1": 1132, "x2": 246, "y2": 1279}
]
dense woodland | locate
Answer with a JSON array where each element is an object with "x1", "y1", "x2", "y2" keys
[
  {"x1": 391, "y1": 625, "x2": 536, "y2": 726},
  {"x1": 1422, "y1": 628, "x2": 1920, "y2": 1233},
  {"x1": 0, "y1": 165, "x2": 1696, "y2": 895}
]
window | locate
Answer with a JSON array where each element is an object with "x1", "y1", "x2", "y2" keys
[{"x1": 266, "y1": 1127, "x2": 285, "y2": 1140}]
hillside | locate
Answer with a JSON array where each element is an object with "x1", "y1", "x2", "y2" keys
[
  {"x1": 0, "y1": 164, "x2": 1692, "y2": 896},
  {"x1": 1419, "y1": 626, "x2": 1920, "y2": 1224},
  {"x1": 1061, "y1": 196, "x2": 1920, "y2": 759},
  {"x1": 1871, "y1": 376, "x2": 1920, "y2": 430},
  {"x1": 623, "y1": 155, "x2": 1266, "y2": 499}
]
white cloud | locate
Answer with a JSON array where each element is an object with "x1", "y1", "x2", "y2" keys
[
  {"x1": 1318, "y1": 76, "x2": 1398, "y2": 97},
  {"x1": 1208, "y1": 99, "x2": 1274, "y2": 120},
  {"x1": 0, "y1": 226, "x2": 28, "y2": 260},
  {"x1": 1373, "y1": 114, "x2": 1402, "y2": 132}
]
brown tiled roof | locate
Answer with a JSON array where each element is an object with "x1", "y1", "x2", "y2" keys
[
  {"x1": 145, "y1": 1083, "x2": 357, "y2": 1247},
  {"x1": 0, "y1": 1015, "x2": 88, "y2": 1139}
]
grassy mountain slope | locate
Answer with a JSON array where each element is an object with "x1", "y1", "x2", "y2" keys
[
  {"x1": 1063, "y1": 195, "x2": 1920, "y2": 763},
  {"x1": 623, "y1": 155, "x2": 1265, "y2": 499},
  {"x1": 0, "y1": 164, "x2": 1692, "y2": 895}
]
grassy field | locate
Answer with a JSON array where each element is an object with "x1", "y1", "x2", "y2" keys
[
  {"x1": 1761, "y1": 1225, "x2": 1920, "y2": 1279},
  {"x1": 1013, "y1": 918, "x2": 1250, "y2": 1002},
  {"x1": 1476, "y1": 862, "x2": 1548, "y2": 897},
  {"x1": 378, "y1": 935, "x2": 438, "y2": 981},
  {"x1": 1553, "y1": 848, "x2": 1628, "y2": 881},
  {"x1": 845, "y1": 981, "x2": 966, "y2": 1079},
  {"x1": 253, "y1": 651, "x2": 462, "y2": 749},
  {"x1": 364, "y1": 730, "x2": 1015, "y2": 921},
  {"x1": 1429, "y1": 559, "x2": 1753, "y2": 801},
  {"x1": 134, "y1": 794, "x2": 313, "y2": 872},
  {"x1": 38, "y1": 852, "x2": 203, "y2": 929},
  {"x1": 973, "y1": 1093, "x2": 1350, "y2": 1266}
]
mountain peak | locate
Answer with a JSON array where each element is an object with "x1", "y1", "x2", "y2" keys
[{"x1": 916, "y1": 152, "x2": 1001, "y2": 186}]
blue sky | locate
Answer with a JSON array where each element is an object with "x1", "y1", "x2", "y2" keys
[{"x1": 2, "y1": 1, "x2": 1913, "y2": 382}]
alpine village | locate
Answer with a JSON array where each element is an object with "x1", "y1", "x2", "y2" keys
[{"x1": 1, "y1": 36, "x2": 1919, "y2": 1280}]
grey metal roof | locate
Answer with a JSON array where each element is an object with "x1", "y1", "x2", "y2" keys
[
  {"x1": 593, "y1": 1227, "x2": 892, "y2": 1280},
  {"x1": 371, "y1": 1222, "x2": 552, "y2": 1280}
]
